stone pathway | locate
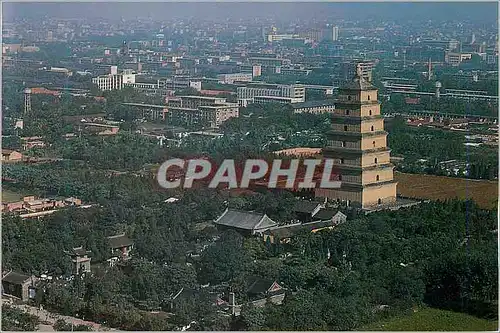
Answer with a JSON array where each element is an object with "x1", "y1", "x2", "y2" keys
[{"x1": 10, "y1": 304, "x2": 118, "y2": 331}]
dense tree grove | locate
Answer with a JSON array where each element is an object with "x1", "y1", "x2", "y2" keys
[
  {"x1": 2, "y1": 192, "x2": 497, "y2": 330},
  {"x1": 1, "y1": 305, "x2": 40, "y2": 331}
]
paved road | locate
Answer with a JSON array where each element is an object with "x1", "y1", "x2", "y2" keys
[{"x1": 11, "y1": 304, "x2": 118, "y2": 331}]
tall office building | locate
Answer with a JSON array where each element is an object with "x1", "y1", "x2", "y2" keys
[
  {"x1": 332, "y1": 26, "x2": 339, "y2": 41},
  {"x1": 315, "y1": 75, "x2": 397, "y2": 208}
]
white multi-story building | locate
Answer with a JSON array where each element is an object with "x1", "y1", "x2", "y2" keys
[
  {"x1": 217, "y1": 73, "x2": 253, "y2": 84},
  {"x1": 332, "y1": 26, "x2": 339, "y2": 41},
  {"x1": 267, "y1": 34, "x2": 300, "y2": 43},
  {"x1": 92, "y1": 67, "x2": 136, "y2": 91},
  {"x1": 157, "y1": 77, "x2": 202, "y2": 91},
  {"x1": 237, "y1": 83, "x2": 305, "y2": 104},
  {"x1": 253, "y1": 96, "x2": 304, "y2": 104}
]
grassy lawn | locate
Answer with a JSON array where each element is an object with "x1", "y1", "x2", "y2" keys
[
  {"x1": 1, "y1": 188, "x2": 26, "y2": 203},
  {"x1": 363, "y1": 307, "x2": 498, "y2": 331}
]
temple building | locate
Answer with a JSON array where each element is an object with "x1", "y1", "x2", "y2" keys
[{"x1": 315, "y1": 74, "x2": 397, "y2": 208}]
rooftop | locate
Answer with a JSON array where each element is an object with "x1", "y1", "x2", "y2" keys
[
  {"x1": 214, "y1": 208, "x2": 277, "y2": 231},
  {"x1": 2, "y1": 149, "x2": 18, "y2": 155},
  {"x1": 177, "y1": 95, "x2": 224, "y2": 100},
  {"x1": 70, "y1": 246, "x2": 89, "y2": 256},
  {"x1": 265, "y1": 219, "x2": 337, "y2": 239},
  {"x1": 246, "y1": 276, "x2": 282, "y2": 295},
  {"x1": 293, "y1": 201, "x2": 322, "y2": 214},
  {"x1": 313, "y1": 209, "x2": 343, "y2": 220},
  {"x1": 291, "y1": 100, "x2": 336, "y2": 109},
  {"x1": 107, "y1": 233, "x2": 133, "y2": 249},
  {"x1": 2, "y1": 271, "x2": 31, "y2": 285}
]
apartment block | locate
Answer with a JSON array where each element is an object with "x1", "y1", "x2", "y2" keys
[
  {"x1": 158, "y1": 77, "x2": 202, "y2": 91},
  {"x1": 165, "y1": 96, "x2": 239, "y2": 127},
  {"x1": 444, "y1": 52, "x2": 473, "y2": 66},
  {"x1": 253, "y1": 96, "x2": 304, "y2": 104},
  {"x1": 217, "y1": 72, "x2": 253, "y2": 84},
  {"x1": 237, "y1": 83, "x2": 306, "y2": 104}
]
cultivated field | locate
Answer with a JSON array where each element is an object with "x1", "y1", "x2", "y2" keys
[
  {"x1": 1, "y1": 188, "x2": 25, "y2": 203},
  {"x1": 363, "y1": 307, "x2": 498, "y2": 331},
  {"x1": 395, "y1": 172, "x2": 498, "y2": 210}
]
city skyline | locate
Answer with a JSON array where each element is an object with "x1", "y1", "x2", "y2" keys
[{"x1": 3, "y1": 2, "x2": 498, "y2": 23}]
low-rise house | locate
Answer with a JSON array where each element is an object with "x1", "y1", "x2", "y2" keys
[
  {"x1": 21, "y1": 136, "x2": 46, "y2": 150},
  {"x1": 229, "y1": 277, "x2": 286, "y2": 316},
  {"x1": 24, "y1": 198, "x2": 53, "y2": 212},
  {"x1": 82, "y1": 123, "x2": 120, "y2": 136},
  {"x1": 263, "y1": 210, "x2": 347, "y2": 244},
  {"x1": 2, "y1": 271, "x2": 38, "y2": 302},
  {"x1": 65, "y1": 246, "x2": 92, "y2": 275},
  {"x1": 313, "y1": 209, "x2": 347, "y2": 226},
  {"x1": 107, "y1": 233, "x2": 134, "y2": 264},
  {"x1": 1, "y1": 201, "x2": 24, "y2": 212},
  {"x1": 293, "y1": 201, "x2": 323, "y2": 222},
  {"x1": 246, "y1": 276, "x2": 285, "y2": 302},
  {"x1": 64, "y1": 197, "x2": 82, "y2": 206},
  {"x1": 2, "y1": 196, "x2": 84, "y2": 216},
  {"x1": 263, "y1": 223, "x2": 304, "y2": 244},
  {"x1": 214, "y1": 209, "x2": 278, "y2": 235},
  {"x1": 167, "y1": 287, "x2": 228, "y2": 313},
  {"x1": 1, "y1": 149, "x2": 23, "y2": 162}
]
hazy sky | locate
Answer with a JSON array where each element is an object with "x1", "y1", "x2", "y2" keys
[{"x1": 3, "y1": 2, "x2": 498, "y2": 23}]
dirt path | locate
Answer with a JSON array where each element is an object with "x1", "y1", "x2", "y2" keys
[{"x1": 11, "y1": 304, "x2": 118, "y2": 331}]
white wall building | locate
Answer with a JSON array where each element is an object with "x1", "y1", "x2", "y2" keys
[
  {"x1": 217, "y1": 73, "x2": 253, "y2": 84},
  {"x1": 332, "y1": 26, "x2": 339, "y2": 41},
  {"x1": 237, "y1": 83, "x2": 305, "y2": 104},
  {"x1": 92, "y1": 67, "x2": 136, "y2": 91}
]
